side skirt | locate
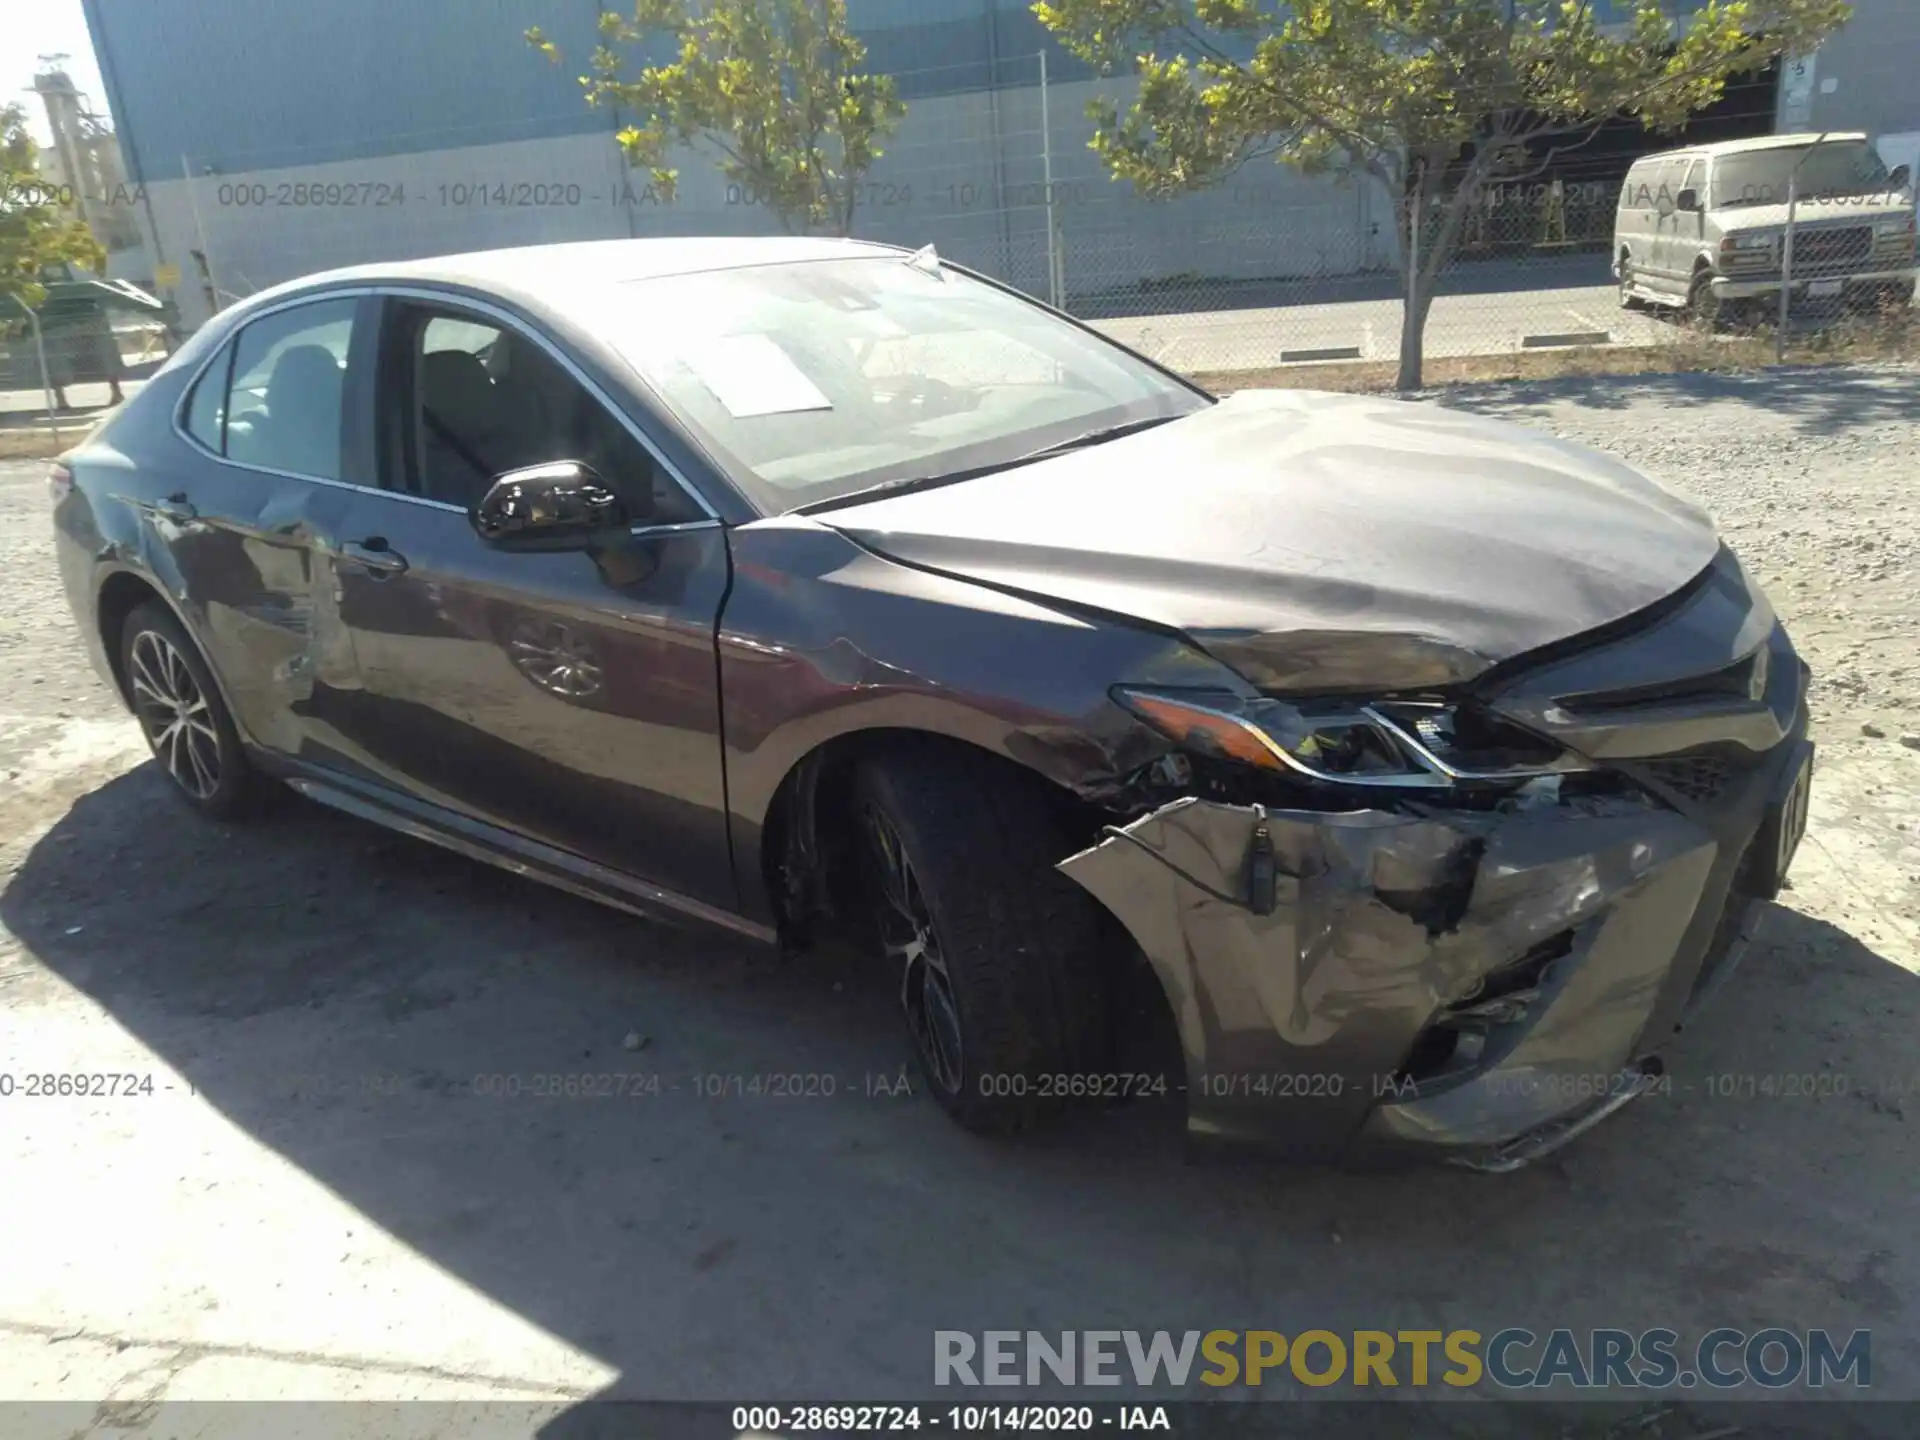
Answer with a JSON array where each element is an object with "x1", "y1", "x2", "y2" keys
[{"x1": 267, "y1": 758, "x2": 777, "y2": 947}]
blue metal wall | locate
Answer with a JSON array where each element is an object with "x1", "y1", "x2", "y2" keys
[{"x1": 83, "y1": 0, "x2": 1094, "y2": 181}]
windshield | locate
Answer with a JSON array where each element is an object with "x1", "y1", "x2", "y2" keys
[
  {"x1": 1711, "y1": 141, "x2": 1893, "y2": 209},
  {"x1": 598, "y1": 256, "x2": 1207, "y2": 513}
]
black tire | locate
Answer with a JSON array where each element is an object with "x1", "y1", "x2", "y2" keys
[
  {"x1": 853, "y1": 746, "x2": 1112, "y2": 1134},
  {"x1": 1851, "y1": 280, "x2": 1915, "y2": 316},
  {"x1": 120, "y1": 600, "x2": 271, "y2": 820},
  {"x1": 1687, "y1": 270, "x2": 1723, "y2": 329}
]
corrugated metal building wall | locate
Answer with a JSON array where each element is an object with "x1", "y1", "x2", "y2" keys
[{"x1": 77, "y1": 0, "x2": 1396, "y2": 328}]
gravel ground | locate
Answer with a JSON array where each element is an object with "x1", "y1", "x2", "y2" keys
[{"x1": 0, "y1": 366, "x2": 1916, "y2": 1434}]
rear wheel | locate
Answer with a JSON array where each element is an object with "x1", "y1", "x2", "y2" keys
[
  {"x1": 120, "y1": 601, "x2": 270, "y2": 819},
  {"x1": 1617, "y1": 255, "x2": 1644, "y2": 310},
  {"x1": 853, "y1": 747, "x2": 1112, "y2": 1134}
]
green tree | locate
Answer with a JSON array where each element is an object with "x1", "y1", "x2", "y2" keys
[
  {"x1": 530, "y1": 0, "x2": 906, "y2": 237},
  {"x1": 1, "y1": 103, "x2": 106, "y2": 312},
  {"x1": 1033, "y1": 0, "x2": 1852, "y2": 389}
]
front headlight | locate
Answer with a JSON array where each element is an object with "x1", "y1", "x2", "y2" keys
[
  {"x1": 1873, "y1": 215, "x2": 1916, "y2": 239},
  {"x1": 1721, "y1": 232, "x2": 1777, "y2": 253},
  {"x1": 1115, "y1": 688, "x2": 1589, "y2": 790}
]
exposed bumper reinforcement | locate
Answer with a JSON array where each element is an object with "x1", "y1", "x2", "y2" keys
[{"x1": 1445, "y1": 1063, "x2": 1664, "y2": 1174}]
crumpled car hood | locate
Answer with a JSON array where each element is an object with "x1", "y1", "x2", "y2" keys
[{"x1": 821, "y1": 389, "x2": 1721, "y2": 691}]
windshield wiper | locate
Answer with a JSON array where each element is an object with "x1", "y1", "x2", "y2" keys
[{"x1": 792, "y1": 413, "x2": 1184, "y2": 516}]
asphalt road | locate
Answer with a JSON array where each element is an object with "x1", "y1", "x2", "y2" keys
[{"x1": 1095, "y1": 276, "x2": 1669, "y2": 372}]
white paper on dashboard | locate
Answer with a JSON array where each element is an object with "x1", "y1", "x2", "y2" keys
[{"x1": 685, "y1": 334, "x2": 833, "y2": 417}]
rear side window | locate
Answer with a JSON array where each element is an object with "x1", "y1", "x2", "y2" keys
[
  {"x1": 182, "y1": 344, "x2": 232, "y2": 451},
  {"x1": 1622, "y1": 163, "x2": 1655, "y2": 210},
  {"x1": 223, "y1": 298, "x2": 358, "y2": 481},
  {"x1": 1624, "y1": 158, "x2": 1685, "y2": 211}
]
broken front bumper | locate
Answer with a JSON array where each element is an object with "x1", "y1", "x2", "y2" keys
[{"x1": 1058, "y1": 725, "x2": 1812, "y2": 1170}]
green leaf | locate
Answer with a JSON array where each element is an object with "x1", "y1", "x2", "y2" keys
[
  {"x1": 1032, "y1": 0, "x2": 1853, "y2": 386},
  {"x1": 530, "y1": 0, "x2": 905, "y2": 233}
]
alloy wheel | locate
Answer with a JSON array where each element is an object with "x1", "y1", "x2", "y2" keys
[
  {"x1": 865, "y1": 804, "x2": 965, "y2": 1095},
  {"x1": 128, "y1": 629, "x2": 222, "y2": 800}
]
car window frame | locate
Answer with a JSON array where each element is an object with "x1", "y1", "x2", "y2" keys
[
  {"x1": 171, "y1": 289, "x2": 386, "y2": 497},
  {"x1": 365, "y1": 287, "x2": 720, "y2": 536},
  {"x1": 181, "y1": 338, "x2": 235, "y2": 453},
  {"x1": 1678, "y1": 158, "x2": 1705, "y2": 209}
]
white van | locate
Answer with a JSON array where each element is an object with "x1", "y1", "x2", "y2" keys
[{"x1": 1614, "y1": 132, "x2": 1916, "y2": 321}]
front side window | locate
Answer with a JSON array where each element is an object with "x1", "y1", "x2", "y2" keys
[
  {"x1": 592, "y1": 256, "x2": 1207, "y2": 512},
  {"x1": 223, "y1": 297, "x2": 357, "y2": 479},
  {"x1": 1623, "y1": 158, "x2": 1684, "y2": 212},
  {"x1": 396, "y1": 307, "x2": 697, "y2": 523},
  {"x1": 1678, "y1": 159, "x2": 1705, "y2": 205}
]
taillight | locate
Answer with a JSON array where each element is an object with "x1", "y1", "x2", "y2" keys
[{"x1": 48, "y1": 462, "x2": 74, "y2": 503}]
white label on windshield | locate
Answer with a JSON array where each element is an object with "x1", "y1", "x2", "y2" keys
[{"x1": 685, "y1": 334, "x2": 833, "y2": 418}]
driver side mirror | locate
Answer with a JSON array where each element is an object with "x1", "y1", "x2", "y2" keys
[
  {"x1": 471, "y1": 461, "x2": 635, "y2": 552},
  {"x1": 1675, "y1": 187, "x2": 1701, "y2": 213},
  {"x1": 1890, "y1": 164, "x2": 1912, "y2": 191}
]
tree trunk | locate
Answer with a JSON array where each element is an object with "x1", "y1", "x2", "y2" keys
[
  {"x1": 1395, "y1": 152, "x2": 1485, "y2": 393},
  {"x1": 1395, "y1": 161, "x2": 1431, "y2": 392},
  {"x1": 1397, "y1": 269, "x2": 1435, "y2": 393}
]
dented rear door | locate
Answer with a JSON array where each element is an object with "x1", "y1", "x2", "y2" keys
[{"x1": 159, "y1": 292, "x2": 377, "y2": 766}]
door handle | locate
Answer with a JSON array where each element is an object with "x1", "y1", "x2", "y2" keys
[
  {"x1": 154, "y1": 492, "x2": 197, "y2": 523},
  {"x1": 339, "y1": 538, "x2": 409, "y2": 576}
]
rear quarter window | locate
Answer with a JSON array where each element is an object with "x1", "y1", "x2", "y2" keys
[
  {"x1": 1623, "y1": 162, "x2": 1664, "y2": 211},
  {"x1": 182, "y1": 343, "x2": 234, "y2": 453}
]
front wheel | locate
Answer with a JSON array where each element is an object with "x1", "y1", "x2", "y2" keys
[
  {"x1": 1687, "y1": 270, "x2": 1723, "y2": 328},
  {"x1": 1617, "y1": 256, "x2": 1644, "y2": 310},
  {"x1": 853, "y1": 747, "x2": 1112, "y2": 1134},
  {"x1": 120, "y1": 600, "x2": 272, "y2": 819}
]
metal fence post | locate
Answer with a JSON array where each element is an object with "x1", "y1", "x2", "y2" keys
[
  {"x1": 1776, "y1": 131, "x2": 1831, "y2": 363},
  {"x1": 1039, "y1": 49, "x2": 1064, "y2": 308},
  {"x1": 14, "y1": 297, "x2": 63, "y2": 446},
  {"x1": 1776, "y1": 164, "x2": 1799, "y2": 361},
  {"x1": 182, "y1": 156, "x2": 224, "y2": 321}
]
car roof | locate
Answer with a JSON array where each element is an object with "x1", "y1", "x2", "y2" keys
[
  {"x1": 227, "y1": 235, "x2": 911, "y2": 313},
  {"x1": 1632, "y1": 132, "x2": 1871, "y2": 166}
]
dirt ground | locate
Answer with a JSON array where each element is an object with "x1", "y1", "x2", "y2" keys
[{"x1": 1, "y1": 367, "x2": 1917, "y2": 1435}]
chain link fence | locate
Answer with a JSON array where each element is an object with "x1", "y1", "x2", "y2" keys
[
  {"x1": 0, "y1": 305, "x2": 175, "y2": 451},
  {"x1": 36, "y1": 51, "x2": 1920, "y2": 399}
]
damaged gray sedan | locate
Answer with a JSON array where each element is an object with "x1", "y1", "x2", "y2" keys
[{"x1": 55, "y1": 238, "x2": 1810, "y2": 1170}]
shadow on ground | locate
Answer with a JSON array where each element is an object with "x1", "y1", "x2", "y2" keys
[
  {"x1": 1442, "y1": 363, "x2": 1920, "y2": 436},
  {"x1": 4, "y1": 762, "x2": 1915, "y2": 1427}
]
